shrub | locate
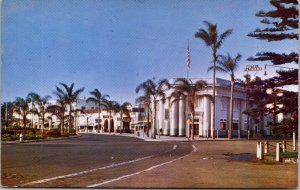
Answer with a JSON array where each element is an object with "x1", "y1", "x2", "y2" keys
[{"x1": 46, "y1": 130, "x2": 61, "y2": 137}]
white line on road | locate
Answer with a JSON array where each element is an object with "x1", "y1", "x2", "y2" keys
[
  {"x1": 23, "y1": 144, "x2": 177, "y2": 186},
  {"x1": 87, "y1": 144, "x2": 197, "y2": 188}
]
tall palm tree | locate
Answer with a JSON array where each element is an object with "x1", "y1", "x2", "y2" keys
[
  {"x1": 27, "y1": 92, "x2": 51, "y2": 135},
  {"x1": 86, "y1": 89, "x2": 110, "y2": 133},
  {"x1": 114, "y1": 101, "x2": 132, "y2": 133},
  {"x1": 14, "y1": 97, "x2": 31, "y2": 127},
  {"x1": 136, "y1": 78, "x2": 170, "y2": 139},
  {"x1": 171, "y1": 78, "x2": 207, "y2": 140},
  {"x1": 103, "y1": 100, "x2": 119, "y2": 133},
  {"x1": 51, "y1": 90, "x2": 67, "y2": 135},
  {"x1": 195, "y1": 21, "x2": 232, "y2": 139},
  {"x1": 54, "y1": 83, "x2": 84, "y2": 134},
  {"x1": 209, "y1": 53, "x2": 241, "y2": 139},
  {"x1": 1, "y1": 101, "x2": 14, "y2": 129},
  {"x1": 135, "y1": 94, "x2": 151, "y2": 137}
]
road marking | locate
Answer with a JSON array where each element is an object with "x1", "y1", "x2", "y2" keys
[
  {"x1": 87, "y1": 144, "x2": 197, "y2": 188},
  {"x1": 23, "y1": 145, "x2": 177, "y2": 186}
]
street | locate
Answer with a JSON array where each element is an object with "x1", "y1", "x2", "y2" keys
[
  {"x1": 1, "y1": 134, "x2": 192, "y2": 187},
  {"x1": 1, "y1": 134, "x2": 297, "y2": 188}
]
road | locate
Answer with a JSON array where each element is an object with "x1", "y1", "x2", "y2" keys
[
  {"x1": 1, "y1": 134, "x2": 297, "y2": 188},
  {"x1": 1, "y1": 134, "x2": 193, "y2": 187}
]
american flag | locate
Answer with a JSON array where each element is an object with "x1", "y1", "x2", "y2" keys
[{"x1": 186, "y1": 45, "x2": 191, "y2": 70}]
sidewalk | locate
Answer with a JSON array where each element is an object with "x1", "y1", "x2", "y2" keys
[{"x1": 100, "y1": 132, "x2": 244, "y2": 142}]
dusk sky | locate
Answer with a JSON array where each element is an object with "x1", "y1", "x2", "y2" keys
[{"x1": 2, "y1": 0, "x2": 298, "y2": 104}]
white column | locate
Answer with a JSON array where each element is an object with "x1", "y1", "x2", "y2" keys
[
  {"x1": 170, "y1": 98, "x2": 178, "y2": 136},
  {"x1": 164, "y1": 98, "x2": 170, "y2": 136},
  {"x1": 178, "y1": 96, "x2": 185, "y2": 136},
  {"x1": 203, "y1": 96, "x2": 209, "y2": 137},
  {"x1": 159, "y1": 99, "x2": 164, "y2": 135}
]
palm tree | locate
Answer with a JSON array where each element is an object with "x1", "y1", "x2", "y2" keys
[
  {"x1": 209, "y1": 53, "x2": 241, "y2": 139},
  {"x1": 1, "y1": 101, "x2": 14, "y2": 129},
  {"x1": 27, "y1": 92, "x2": 51, "y2": 135},
  {"x1": 54, "y1": 83, "x2": 84, "y2": 134},
  {"x1": 51, "y1": 90, "x2": 67, "y2": 135},
  {"x1": 86, "y1": 89, "x2": 110, "y2": 133},
  {"x1": 195, "y1": 21, "x2": 232, "y2": 139},
  {"x1": 14, "y1": 97, "x2": 31, "y2": 127},
  {"x1": 114, "y1": 101, "x2": 132, "y2": 133},
  {"x1": 171, "y1": 78, "x2": 207, "y2": 140},
  {"x1": 103, "y1": 100, "x2": 119, "y2": 133},
  {"x1": 136, "y1": 78, "x2": 170, "y2": 139},
  {"x1": 136, "y1": 94, "x2": 151, "y2": 137}
]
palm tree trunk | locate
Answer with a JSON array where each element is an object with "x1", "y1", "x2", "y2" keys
[
  {"x1": 98, "y1": 106, "x2": 101, "y2": 133},
  {"x1": 42, "y1": 112, "x2": 45, "y2": 135},
  {"x1": 229, "y1": 80, "x2": 234, "y2": 139},
  {"x1": 212, "y1": 49, "x2": 217, "y2": 140},
  {"x1": 191, "y1": 111, "x2": 195, "y2": 140},
  {"x1": 147, "y1": 106, "x2": 150, "y2": 137},
  {"x1": 68, "y1": 104, "x2": 72, "y2": 134},
  {"x1": 153, "y1": 101, "x2": 157, "y2": 139},
  {"x1": 61, "y1": 112, "x2": 65, "y2": 135},
  {"x1": 120, "y1": 110, "x2": 123, "y2": 134}
]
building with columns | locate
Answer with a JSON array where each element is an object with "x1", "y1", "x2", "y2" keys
[{"x1": 144, "y1": 77, "x2": 270, "y2": 138}]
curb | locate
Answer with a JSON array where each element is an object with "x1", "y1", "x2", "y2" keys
[{"x1": 1, "y1": 134, "x2": 82, "y2": 144}]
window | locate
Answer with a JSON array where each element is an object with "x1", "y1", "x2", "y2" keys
[
  {"x1": 233, "y1": 119, "x2": 239, "y2": 130},
  {"x1": 91, "y1": 107, "x2": 94, "y2": 109},
  {"x1": 221, "y1": 98, "x2": 227, "y2": 110},
  {"x1": 165, "y1": 109, "x2": 169, "y2": 120},
  {"x1": 81, "y1": 106, "x2": 86, "y2": 110},
  {"x1": 95, "y1": 119, "x2": 101, "y2": 123},
  {"x1": 234, "y1": 100, "x2": 240, "y2": 111},
  {"x1": 220, "y1": 119, "x2": 226, "y2": 130}
]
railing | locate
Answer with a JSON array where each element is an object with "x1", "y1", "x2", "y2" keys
[{"x1": 256, "y1": 133, "x2": 298, "y2": 162}]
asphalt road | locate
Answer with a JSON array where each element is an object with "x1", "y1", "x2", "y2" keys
[{"x1": 1, "y1": 134, "x2": 193, "y2": 187}]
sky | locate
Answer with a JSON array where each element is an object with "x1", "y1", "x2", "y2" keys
[{"x1": 1, "y1": 0, "x2": 298, "y2": 104}]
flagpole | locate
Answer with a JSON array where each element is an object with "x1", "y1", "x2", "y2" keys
[{"x1": 186, "y1": 41, "x2": 191, "y2": 79}]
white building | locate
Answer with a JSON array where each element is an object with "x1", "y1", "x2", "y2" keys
[{"x1": 135, "y1": 77, "x2": 271, "y2": 138}]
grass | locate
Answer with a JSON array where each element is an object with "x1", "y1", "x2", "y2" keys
[{"x1": 265, "y1": 151, "x2": 298, "y2": 158}]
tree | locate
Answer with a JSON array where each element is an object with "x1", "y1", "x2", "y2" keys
[
  {"x1": 195, "y1": 21, "x2": 232, "y2": 139},
  {"x1": 54, "y1": 83, "x2": 84, "y2": 134},
  {"x1": 247, "y1": 0, "x2": 298, "y2": 136},
  {"x1": 86, "y1": 89, "x2": 110, "y2": 133},
  {"x1": 209, "y1": 53, "x2": 242, "y2": 139},
  {"x1": 27, "y1": 92, "x2": 51, "y2": 135},
  {"x1": 103, "y1": 100, "x2": 119, "y2": 133},
  {"x1": 136, "y1": 78, "x2": 170, "y2": 139},
  {"x1": 242, "y1": 76, "x2": 268, "y2": 137},
  {"x1": 171, "y1": 78, "x2": 207, "y2": 140},
  {"x1": 14, "y1": 97, "x2": 31, "y2": 127},
  {"x1": 135, "y1": 94, "x2": 151, "y2": 137},
  {"x1": 1, "y1": 102, "x2": 14, "y2": 129},
  {"x1": 51, "y1": 89, "x2": 67, "y2": 135},
  {"x1": 114, "y1": 101, "x2": 132, "y2": 133}
]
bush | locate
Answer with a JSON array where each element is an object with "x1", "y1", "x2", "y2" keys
[{"x1": 46, "y1": 130, "x2": 61, "y2": 137}]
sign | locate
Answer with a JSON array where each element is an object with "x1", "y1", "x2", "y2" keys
[
  {"x1": 103, "y1": 115, "x2": 109, "y2": 118},
  {"x1": 245, "y1": 65, "x2": 263, "y2": 71}
]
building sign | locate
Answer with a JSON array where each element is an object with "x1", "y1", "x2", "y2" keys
[
  {"x1": 245, "y1": 65, "x2": 263, "y2": 71},
  {"x1": 133, "y1": 108, "x2": 145, "y2": 112},
  {"x1": 165, "y1": 109, "x2": 169, "y2": 120}
]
